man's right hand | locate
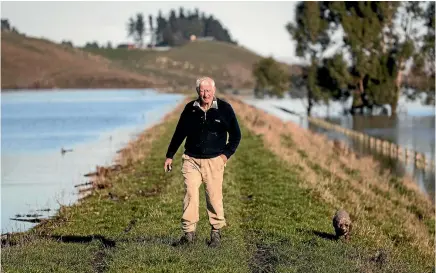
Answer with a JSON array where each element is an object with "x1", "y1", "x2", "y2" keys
[{"x1": 164, "y1": 158, "x2": 173, "y2": 172}]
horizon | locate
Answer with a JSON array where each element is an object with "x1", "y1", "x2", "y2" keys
[{"x1": 1, "y1": 1, "x2": 305, "y2": 64}]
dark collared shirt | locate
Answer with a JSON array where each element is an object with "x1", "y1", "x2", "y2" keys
[{"x1": 166, "y1": 97, "x2": 241, "y2": 159}]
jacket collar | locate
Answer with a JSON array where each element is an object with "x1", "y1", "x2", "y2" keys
[{"x1": 193, "y1": 97, "x2": 218, "y2": 109}]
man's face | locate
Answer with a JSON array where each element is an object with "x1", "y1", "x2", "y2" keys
[{"x1": 198, "y1": 81, "x2": 215, "y2": 104}]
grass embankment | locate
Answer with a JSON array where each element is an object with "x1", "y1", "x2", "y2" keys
[{"x1": 2, "y1": 97, "x2": 434, "y2": 273}]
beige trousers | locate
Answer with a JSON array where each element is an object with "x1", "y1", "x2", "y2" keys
[{"x1": 181, "y1": 153, "x2": 226, "y2": 233}]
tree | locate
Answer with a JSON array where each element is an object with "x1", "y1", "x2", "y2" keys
[
  {"x1": 85, "y1": 41, "x2": 99, "y2": 48},
  {"x1": 325, "y1": 2, "x2": 431, "y2": 115},
  {"x1": 286, "y1": 2, "x2": 333, "y2": 115},
  {"x1": 1, "y1": 19, "x2": 10, "y2": 31},
  {"x1": 409, "y1": 1, "x2": 435, "y2": 104},
  {"x1": 61, "y1": 40, "x2": 74, "y2": 47},
  {"x1": 288, "y1": 1, "x2": 431, "y2": 116},
  {"x1": 252, "y1": 57, "x2": 290, "y2": 99},
  {"x1": 151, "y1": 8, "x2": 236, "y2": 47},
  {"x1": 329, "y1": 2, "x2": 400, "y2": 113},
  {"x1": 149, "y1": 15, "x2": 155, "y2": 47},
  {"x1": 127, "y1": 13, "x2": 146, "y2": 48}
]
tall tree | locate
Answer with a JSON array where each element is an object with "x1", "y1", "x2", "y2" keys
[
  {"x1": 409, "y1": 1, "x2": 435, "y2": 104},
  {"x1": 289, "y1": 2, "x2": 430, "y2": 116},
  {"x1": 331, "y1": 2, "x2": 399, "y2": 112},
  {"x1": 286, "y1": 2, "x2": 333, "y2": 116},
  {"x1": 149, "y1": 15, "x2": 155, "y2": 47},
  {"x1": 127, "y1": 13, "x2": 146, "y2": 48},
  {"x1": 389, "y1": 1, "x2": 424, "y2": 113}
]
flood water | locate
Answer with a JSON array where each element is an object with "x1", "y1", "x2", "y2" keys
[
  {"x1": 242, "y1": 96, "x2": 435, "y2": 203},
  {"x1": 308, "y1": 115, "x2": 435, "y2": 202},
  {"x1": 1, "y1": 89, "x2": 185, "y2": 233}
]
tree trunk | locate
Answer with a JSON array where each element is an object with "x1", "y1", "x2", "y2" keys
[
  {"x1": 307, "y1": 89, "x2": 313, "y2": 116},
  {"x1": 391, "y1": 97, "x2": 398, "y2": 117},
  {"x1": 392, "y1": 61, "x2": 404, "y2": 117},
  {"x1": 359, "y1": 78, "x2": 364, "y2": 94}
]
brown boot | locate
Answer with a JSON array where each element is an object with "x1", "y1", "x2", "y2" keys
[
  {"x1": 208, "y1": 229, "x2": 221, "y2": 248},
  {"x1": 172, "y1": 231, "x2": 196, "y2": 246}
]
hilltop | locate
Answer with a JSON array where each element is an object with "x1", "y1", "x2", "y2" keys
[{"x1": 1, "y1": 31, "x2": 301, "y2": 91}]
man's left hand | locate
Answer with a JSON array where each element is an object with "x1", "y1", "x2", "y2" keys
[{"x1": 220, "y1": 154, "x2": 228, "y2": 163}]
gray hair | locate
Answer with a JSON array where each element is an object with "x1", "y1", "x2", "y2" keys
[{"x1": 196, "y1": 77, "x2": 215, "y2": 89}]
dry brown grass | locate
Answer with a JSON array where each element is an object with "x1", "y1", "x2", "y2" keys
[
  {"x1": 226, "y1": 95, "x2": 435, "y2": 260},
  {"x1": 1, "y1": 32, "x2": 167, "y2": 89}
]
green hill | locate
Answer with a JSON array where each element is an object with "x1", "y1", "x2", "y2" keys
[
  {"x1": 84, "y1": 41, "x2": 293, "y2": 90},
  {"x1": 1, "y1": 31, "x2": 301, "y2": 91}
]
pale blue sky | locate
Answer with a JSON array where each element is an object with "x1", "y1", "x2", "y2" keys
[{"x1": 1, "y1": 1, "x2": 302, "y2": 64}]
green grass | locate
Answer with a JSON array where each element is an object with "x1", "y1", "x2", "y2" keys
[
  {"x1": 83, "y1": 41, "x2": 264, "y2": 89},
  {"x1": 2, "y1": 110, "x2": 434, "y2": 272}
]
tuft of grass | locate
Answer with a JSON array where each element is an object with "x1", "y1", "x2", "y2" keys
[{"x1": 280, "y1": 134, "x2": 295, "y2": 148}]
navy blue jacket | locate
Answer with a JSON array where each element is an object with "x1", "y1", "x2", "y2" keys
[{"x1": 165, "y1": 97, "x2": 241, "y2": 160}]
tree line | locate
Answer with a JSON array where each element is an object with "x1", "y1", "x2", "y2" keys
[
  {"x1": 126, "y1": 7, "x2": 236, "y2": 48},
  {"x1": 1, "y1": 19, "x2": 19, "y2": 34},
  {"x1": 281, "y1": 1, "x2": 435, "y2": 116}
]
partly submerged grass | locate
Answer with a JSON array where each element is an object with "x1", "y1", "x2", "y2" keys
[{"x1": 2, "y1": 98, "x2": 434, "y2": 273}]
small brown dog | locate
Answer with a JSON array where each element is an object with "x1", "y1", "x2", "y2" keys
[{"x1": 332, "y1": 209, "x2": 352, "y2": 240}]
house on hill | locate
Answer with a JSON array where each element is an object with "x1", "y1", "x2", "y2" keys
[
  {"x1": 117, "y1": 43, "x2": 136, "y2": 50},
  {"x1": 189, "y1": 35, "x2": 215, "y2": 42}
]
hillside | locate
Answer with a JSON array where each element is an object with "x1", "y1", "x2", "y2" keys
[
  {"x1": 84, "y1": 41, "x2": 303, "y2": 91},
  {"x1": 1, "y1": 32, "x2": 166, "y2": 90},
  {"x1": 84, "y1": 41, "x2": 261, "y2": 90},
  {"x1": 1, "y1": 31, "x2": 301, "y2": 91}
]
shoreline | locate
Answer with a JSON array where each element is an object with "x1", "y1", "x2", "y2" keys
[
  {"x1": 0, "y1": 87, "x2": 175, "y2": 93},
  {"x1": 1, "y1": 91, "x2": 187, "y2": 235}
]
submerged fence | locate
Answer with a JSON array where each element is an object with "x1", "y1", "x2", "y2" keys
[{"x1": 307, "y1": 116, "x2": 435, "y2": 172}]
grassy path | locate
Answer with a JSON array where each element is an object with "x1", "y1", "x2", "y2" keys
[{"x1": 2, "y1": 99, "x2": 434, "y2": 273}]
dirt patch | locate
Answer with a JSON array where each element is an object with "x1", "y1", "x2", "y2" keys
[{"x1": 250, "y1": 243, "x2": 279, "y2": 273}]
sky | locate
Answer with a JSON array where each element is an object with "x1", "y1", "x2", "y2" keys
[{"x1": 1, "y1": 1, "x2": 303, "y2": 64}]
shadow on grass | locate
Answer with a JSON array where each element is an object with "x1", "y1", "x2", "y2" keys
[
  {"x1": 311, "y1": 230, "x2": 338, "y2": 241},
  {"x1": 49, "y1": 234, "x2": 179, "y2": 248},
  {"x1": 296, "y1": 227, "x2": 338, "y2": 241},
  {"x1": 50, "y1": 235, "x2": 116, "y2": 248}
]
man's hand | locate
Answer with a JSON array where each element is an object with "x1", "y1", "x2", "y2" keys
[
  {"x1": 219, "y1": 154, "x2": 228, "y2": 163},
  {"x1": 164, "y1": 158, "x2": 173, "y2": 172}
]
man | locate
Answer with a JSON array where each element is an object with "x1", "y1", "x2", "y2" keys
[{"x1": 164, "y1": 76, "x2": 241, "y2": 248}]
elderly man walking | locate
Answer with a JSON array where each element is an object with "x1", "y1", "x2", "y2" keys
[{"x1": 164, "y1": 76, "x2": 241, "y2": 248}]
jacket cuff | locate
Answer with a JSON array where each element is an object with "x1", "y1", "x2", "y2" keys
[{"x1": 222, "y1": 150, "x2": 232, "y2": 159}]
